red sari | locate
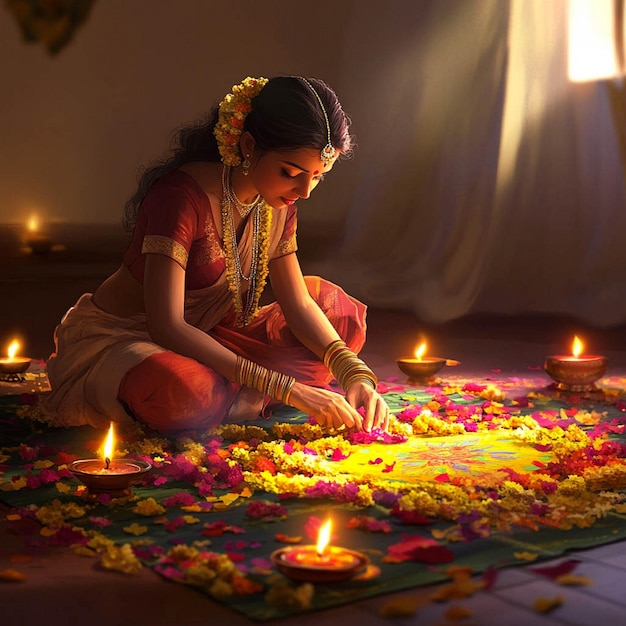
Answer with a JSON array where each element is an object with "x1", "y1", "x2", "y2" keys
[{"x1": 45, "y1": 171, "x2": 367, "y2": 432}]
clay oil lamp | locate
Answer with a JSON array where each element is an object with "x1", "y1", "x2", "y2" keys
[
  {"x1": 544, "y1": 335, "x2": 607, "y2": 392},
  {"x1": 397, "y1": 341, "x2": 452, "y2": 384},
  {"x1": 271, "y1": 518, "x2": 369, "y2": 583},
  {"x1": 24, "y1": 214, "x2": 53, "y2": 255},
  {"x1": 0, "y1": 339, "x2": 31, "y2": 381},
  {"x1": 69, "y1": 422, "x2": 151, "y2": 499}
]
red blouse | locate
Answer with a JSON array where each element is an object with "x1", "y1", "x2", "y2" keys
[{"x1": 122, "y1": 170, "x2": 297, "y2": 290}]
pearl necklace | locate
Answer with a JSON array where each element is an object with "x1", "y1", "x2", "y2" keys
[
  {"x1": 221, "y1": 165, "x2": 267, "y2": 325},
  {"x1": 221, "y1": 165, "x2": 263, "y2": 218}
]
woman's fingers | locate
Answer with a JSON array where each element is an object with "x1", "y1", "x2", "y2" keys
[
  {"x1": 363, "y1": 399, "x2": 386, "y2": 432},
  {"x1": 333, "y1": 402, "x2": 363, "y2": 431},
  {"x1": 320, "y1": 397, "x2": 363, "y2": 432},
  {"x1": 348, "y1": 386, "x2": 390, "y2": 433},
  {"x1": 290, "y1": 382, "x2": 371, "y2": 432}
]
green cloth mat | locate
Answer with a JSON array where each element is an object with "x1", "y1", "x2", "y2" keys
[{"x1": 2, "y1": 375, "x2": 626, "y2": 621}]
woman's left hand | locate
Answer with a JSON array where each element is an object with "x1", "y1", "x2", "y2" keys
[{"x1": 345, "y1": 381, "x2": 390, "y2": 432}]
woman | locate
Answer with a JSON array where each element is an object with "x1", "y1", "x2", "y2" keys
[{"x1": 45, "y1": 76, "x2": 390, "y2": 434}]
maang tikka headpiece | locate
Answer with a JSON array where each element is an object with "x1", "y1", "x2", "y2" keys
[{"x1": 299, "y1": 77, "x2": 336, "y2": 166}]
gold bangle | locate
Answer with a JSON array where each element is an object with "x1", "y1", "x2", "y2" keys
[
  {"x1": 326, "y1": 346, "x2": 378, "y2": 392},
  {"x1": 342, "y1": 373, "x2": 377, "y2": 390},
  {"x1": 322, "y1": 339, "x2": 347, "y2": 368},
  {"x1": 282, "y1": 376, "x2": 296, "y2": 405},
  {"x1": 234, "y1": 355, "x2": 296, "y2": 404}
]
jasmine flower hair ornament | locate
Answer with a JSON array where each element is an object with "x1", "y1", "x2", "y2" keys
[{"x1": 213, "y1": 76, "x2": 269, "y2": 166}]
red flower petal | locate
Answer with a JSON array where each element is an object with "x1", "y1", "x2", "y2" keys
[{"x1": 530, "y1": 559, "x2": 581, "y2": 580}]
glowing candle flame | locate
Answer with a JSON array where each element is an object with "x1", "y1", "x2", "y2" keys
[
  {"x1": 414, "y1": 343, "x2": 427, "y2": 361},
  {"x1": 7, "y1": 340, "x2": 19, "y2": 360},
  {"x1": 572, "y1": 336, "x2": 583, "y2": 359},
  {"x1": 316, "y1": 519, "x2": 331, "y2": 556},
  {"x1": 102, "y1": 422, "x2": 115, "y2": 469},
  {"x1": 27, "y1": 215, "x2": 39, "y2": 233}
]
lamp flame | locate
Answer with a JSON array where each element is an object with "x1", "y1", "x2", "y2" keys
[
  {"x1": 27, "y1": 215, "x2": 39, "y2": 233},
  {"x1": 102, "y1": 422, "x2": 115, "y2": 469},
  {"x1": 7, "y1": 340, "x2": 19, "y2": 360},
  {"x1": 414, "y1": 343, "x2": 427, "y2": 361},
  {"x1": 572, "y1": 335, "x2": 583, "y2": 359},
  {"x1": 316, "y1": 519, "x2": 332, "y2": 556}
]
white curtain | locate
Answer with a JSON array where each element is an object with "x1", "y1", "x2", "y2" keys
[{"x1": 331, "y1": 0, "x2": 626, "y2": 327}]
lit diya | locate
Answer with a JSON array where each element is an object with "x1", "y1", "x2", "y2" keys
[
  {"x1": 0, "y1": 339, "x2": 31, "y2": 381},
  {"x1": 544, "y1": 335, "x2": 607, "y2": 392},
  {"x1": 69, "y1": 422, "x2": 151, "y2": 499},
  {"x1": 271, "y1": 518, "x2": 369, "y2": 583},
  {"x1": 397, "y1": 341, "x2": 457, "y2": 383},
  {"x1": 24, "y1": 213, "x2": 53, "y2": 255}
]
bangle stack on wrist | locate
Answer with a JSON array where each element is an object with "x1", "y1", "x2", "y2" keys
[
  {"x1": 235, "y1": 355, "x2": 296, "y2": 404},
  {"x1": 323, "y1": 339, "x2": 378, "y2": 391}
]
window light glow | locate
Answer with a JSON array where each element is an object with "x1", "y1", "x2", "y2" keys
[{"x1": 568, "y1": 0, "x2": 623, "y2": 81}]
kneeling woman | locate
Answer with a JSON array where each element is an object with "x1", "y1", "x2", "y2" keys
[{"x1": 45, "y1": 75, "x2": 390, "y2": 434}]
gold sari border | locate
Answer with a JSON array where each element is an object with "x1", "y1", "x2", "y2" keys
[{"x1": 142, "y1": 235, "x2": 189, "y2": 268}]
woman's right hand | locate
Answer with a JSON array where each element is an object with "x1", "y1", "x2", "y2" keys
[{"x1": 288, "y1": 381, "x2": 365, "y2": 432}]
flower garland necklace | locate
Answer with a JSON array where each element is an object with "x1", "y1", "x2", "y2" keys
[
  {"x1": 214, "y1": 76, "x2": 272, "y2": 326},
  {"x1": 221, "y1": 165, "x2": 272, "y2": 327}
]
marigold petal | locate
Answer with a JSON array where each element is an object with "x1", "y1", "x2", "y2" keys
[{"x1": 0, "y1": 568, "x2": 26, "y2": 582}]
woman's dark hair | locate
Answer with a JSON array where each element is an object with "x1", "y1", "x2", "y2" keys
[{"x1": 122, "y1": 76, "x2": 354, "y2": 232}]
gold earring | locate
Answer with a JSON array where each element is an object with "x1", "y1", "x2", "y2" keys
[{"x1": 242, "y1": 154, "x2": 251, "y2": 176}]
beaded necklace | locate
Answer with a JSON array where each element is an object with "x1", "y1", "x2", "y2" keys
[
  {"x1": 222, "y1": 169, "x2": 262, "y2": 218},
  {"x1": 221, "y1": 165, "x2": 272, "y2": 326}
]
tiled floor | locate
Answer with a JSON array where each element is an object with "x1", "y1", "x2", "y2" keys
[
  {"x1": 3, "y1": 515, "x2": 626, "y2": 626},
  {"x1": 2, "y1": 223, "x2": 626, "y2": 624}
]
